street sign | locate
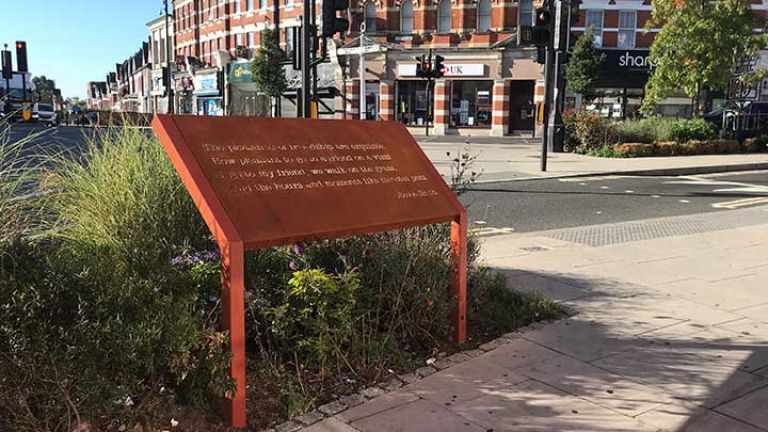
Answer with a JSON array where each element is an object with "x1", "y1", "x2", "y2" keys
[
  {"x1": 152, "y1": 115, "x2": 468, "y2": 428},
  {"x1": 336, "y1": 44, "x2": 381, "y2": 55}
]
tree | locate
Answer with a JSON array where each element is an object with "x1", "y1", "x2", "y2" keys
[
  {"x1": 641, "y1": 0, "x2": 767, "y2": 116},
  {"x1": 564, "y1": 28, "x2": 605, "y2": 96},
  {"x1": 32, "y1": 75, "x2": 56, "y2": 104},
  {"x1": 251, "y1": 28, "x2": 287, "y2": 117}
]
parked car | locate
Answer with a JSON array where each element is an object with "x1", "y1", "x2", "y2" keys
[
  {"x1": 34, "y1": 103, "x2": 58, "y2": 125},
  {"x1": 704, "y1": 101, "x2": 768, "y2": 131}
]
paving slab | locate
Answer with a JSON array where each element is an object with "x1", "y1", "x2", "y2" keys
[
  {"x1": 451, "y1": 380, "x2": 658, "y2": 431},
  {"x1": 592, "y1": 346, "x2": 768, "y2": 408},
  {"x1": 636, "y1": 401, "x2": 764, "y2": 432},
  {"x1": 336, "y1": 391, "x2": 420, "y2": 423},
  {"x1": 732, "y1": 303, "x2": 768, "y2": 324},
  {"x1": 302, "y1": 418, "x2": 361, "y2": 432},
  {"x1": 514, "y1": 357, "x2": 675, "y2": 417},
  {"x1": 715, "y1": 385, "x2": 768, "y2": 430},
  {"x1": 522, "y1": 318, "x2": 650, "y2": 362},
  {"x1": 351, "y1": 399, "x2": 485, "y2": 432},
  {"x1": 403, "y1": 360, "x2": 528, "y2": 406},
  {"x1": 504, "y1": 271, "x2": 592, "y2": 302},
  {"x1": 654, "y1": 277, "x2": 767, "y2": 312}
]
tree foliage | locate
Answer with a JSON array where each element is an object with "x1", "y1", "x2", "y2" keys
[
  {"x1": 564, "y1": 29, "x2": 605, "y2": 95},
  {"x1": 32, "y1": 75, "x2": 56, "y2": 104},
  {"x1": 642, "y1": 0, "x2": 767, "y2": 114},
  {"x1": 252, "y1": 28, "x2": 288, "y2": 101}
]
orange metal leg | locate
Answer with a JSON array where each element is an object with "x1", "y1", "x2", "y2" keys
[
  {"x1": 451, "y1": 212, "x2": 468, "y2": 344},
  {"x1": 221, "y1": 240, "x2": 247, "y2": 427}
]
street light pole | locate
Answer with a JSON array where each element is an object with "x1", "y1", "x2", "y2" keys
[
  {"x1": 164, "y1": 0, "x2": 175, "y2": 114},
  {"x1": 359, "y1": 23, "x2": 366, "y2": 120}
]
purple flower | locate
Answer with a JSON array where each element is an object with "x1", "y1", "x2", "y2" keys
[
  {"x1": 293, "y1": 242, "x2": 305, "y2": 256},
  {"x1": 289, "y1": 260, "x2": 300, "y2": 271},
  {"x1": 170, "y1": 256, "x2": 185, "y2": 266}
]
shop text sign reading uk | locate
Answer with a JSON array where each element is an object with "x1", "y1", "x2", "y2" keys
[{"x1": 154, "y1": 115, "x2": 463, "y2": 249}]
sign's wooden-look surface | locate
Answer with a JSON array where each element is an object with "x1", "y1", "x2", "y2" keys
[{"x1": 152, "y1": 115, "x2": 468, "y2": 428}]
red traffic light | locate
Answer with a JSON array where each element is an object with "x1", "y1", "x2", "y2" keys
[{"x1": 16, "y1": 42, "x2": 25, "y2": 49}]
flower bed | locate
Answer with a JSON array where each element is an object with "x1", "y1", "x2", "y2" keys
[{"x1": 0, "y1": 125, "x2": 565, "y2": 431}]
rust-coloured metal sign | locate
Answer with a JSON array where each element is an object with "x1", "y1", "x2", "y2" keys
[{"x1": 152, "y1": 115, "x2": 467, "y2": 428}]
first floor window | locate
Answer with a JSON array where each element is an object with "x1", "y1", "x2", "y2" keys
[
  {"x1": 618, "y1": 10, "x2": 636, "y2": 49},
  {"x1": 400, "y1": 1, "x2": 414, "y2": 34},
  {"x1": 586, "y1": 10, "x2": 604, "y2": 47},
  {"x1": 437, "y1": 0, "x2": 451, "y2": 33},
  {"x1": 365, "y1": 2, "x2": 377, "y2": 32},
  {"x1": 477, "y1": 0, "x2": 492, "y2": 32}
]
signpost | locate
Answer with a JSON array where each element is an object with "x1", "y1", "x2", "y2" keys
[{"x1": 152, "y1": 115, "x2": 468, "y2": 428}]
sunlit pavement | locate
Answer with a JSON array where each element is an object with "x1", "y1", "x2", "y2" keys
[{"x1": 299, "y1": 205, "x2": 768, "y2": 432}]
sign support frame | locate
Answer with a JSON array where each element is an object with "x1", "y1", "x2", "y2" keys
[{"x1": 152, "y1": 115, "x2": 468, "y2": 428}]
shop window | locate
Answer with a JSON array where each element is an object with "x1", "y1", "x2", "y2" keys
[
  {"x1": 438, "y1": 0, "x2": 451, "y2": 33},
  {"x1": 618, "y1": 11, "x2": 636, "y2": 49},
  {"x1": 450, "y1": 81, "x2": 493, "y2": 127},
  {"x1": 400, "y1": 1, "x2": 414, "y2": 34},
  {"x1": 586, "y1": 10, "x2": 604, "y2": 47},
  {"x1": 365, "y1": 2, "x2": 377, "y2": 32},
  {"x1": 396, "y1": 80, "x2": 433, "y2": 126},
  {"x1": 477, "y1": 0, "x2": 492, "y2": 32}
]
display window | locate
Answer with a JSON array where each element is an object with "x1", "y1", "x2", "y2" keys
[
  {"x1": 449, "y1": 81, "x2": 493, "y2": 127},
  {"x1": 396, "y1": 80, "x2": 433, "y2": 126}
]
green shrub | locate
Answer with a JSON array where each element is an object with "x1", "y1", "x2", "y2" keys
[
  {"x1": 573, "y1": 109, "x2": 615, "y2": 150},
  {"x1": 269, "y1": 269, "x2": 360, "y2": 370},
  {"x1": 614, "y1": 117, "x2": 676, "y2": 144},
  {"x1": 671, "y1": 118, "x2": 715, "y2": 143},
  {"x1": 562, "y1": 107, "x2": 580, "y2": 151}
]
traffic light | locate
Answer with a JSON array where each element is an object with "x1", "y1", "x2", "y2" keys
[
  {"x1": 1, "y1": 50, "x2": 11, "y2": 80},
  {"x1": 322, "y1": 0, "x2": 350, "y2": 37},
  {"x1": 433, "y1": 55, "x2": 445, "y2": 78},
  {"x1": 15, "y1": 41, "x2": 28, "y2": 72},
  {"x1": 415, "y1": 55, "x2": 426, "y2": 78},
  {"x1": 532, "y1": 8, "x2": 551, "y2": 47}
]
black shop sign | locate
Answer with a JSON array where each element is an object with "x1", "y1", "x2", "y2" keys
[{"x1": 596, "y1": 49, "x2": 655, "y2": 88}]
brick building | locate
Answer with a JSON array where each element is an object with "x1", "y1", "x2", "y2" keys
[
  {"x1": 171, "y1": 0, "x2": 545, "y2": 135},
  {"x1": 168, "y1": 0, "x2": 768, "y2": 130}
]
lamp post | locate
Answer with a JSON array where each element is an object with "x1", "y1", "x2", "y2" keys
[
  {"x1": 359, "y1": 23, "x2": 366, "y2": 120},
  {"x1": 164, "y1": 0, "x2": 175, "y2": 114}
]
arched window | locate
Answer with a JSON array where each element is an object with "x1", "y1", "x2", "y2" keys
[
  {"x1": 400, "y1": 1, "x2": 414, "y2": 34},
  {"x1": 437, "y1": 0, "x2": 451, "y2": 33},
  {"x1": 365, "y1": 2, "x2": 377, "y2": 33},
  {"x1": 477, "y1": 0, "x2": 492, "y2": 32}
]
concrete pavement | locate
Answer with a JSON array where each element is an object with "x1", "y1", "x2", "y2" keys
[
  {"x1": 417, "y1": 138, "x2": 768, "y2": 183},
  {"x1": 298, "y1": 205, "x2": 768, "y2": 432}
]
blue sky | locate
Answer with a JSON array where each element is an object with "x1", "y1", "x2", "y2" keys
[{"x1": 1, "y1": 0, "x2": 165, "y2": 99}]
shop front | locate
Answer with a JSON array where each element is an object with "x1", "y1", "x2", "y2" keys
[
  {"x1": 575, "y1": 49, "x2": 695, "y2": 119},
  {"x1": 228, "y1": 60, "x2": 269, "y2": 116},
  {"x1": 193, "y1": 70, "x2": 223, "y2": 116},
  {"x1": 396, "y1": 62, "x2": 494, "y2": 131}
]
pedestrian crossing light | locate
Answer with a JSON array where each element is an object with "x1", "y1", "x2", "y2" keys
[{"x1": 322, "y1": 0, "x2": 350, "y2": 37}]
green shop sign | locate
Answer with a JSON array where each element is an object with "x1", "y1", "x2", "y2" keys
[{"x1": 229, "y1": 62, "x2": 253, "y2": 84}]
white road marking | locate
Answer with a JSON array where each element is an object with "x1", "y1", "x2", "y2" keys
[
  {"x1": 679, "y1": 199, "x2": 690, "y2": 203},
  {"x1": 600, "y1": 186, "x2": 610, "y2": 190},
  {"x1": 625, "y1": 190, "x2": 635, "y2": 193},
  {"x1": 712, "y1": 197, "x2": 768, "y2": 209},
  {"x1": 651, "y1": 195, "x2": 661, "y2": 198},
  {"x1": 474, "y1": 220, "x2": 487, "y2": 225},
  {"x1": 470, "y1": 227, "x2": 516, "y2": 237}
]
